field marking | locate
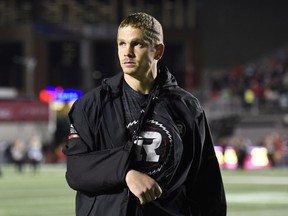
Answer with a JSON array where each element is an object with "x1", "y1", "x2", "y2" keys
[
  {"x1": 228, "y1": 209, "x2": 288, "y2": 216},
  {"x1": 227, "y1": 191, "x2": 288, "y2": 204},
  {"x1": 223, "y1": 176, "x2": 288, "y2": 185}
]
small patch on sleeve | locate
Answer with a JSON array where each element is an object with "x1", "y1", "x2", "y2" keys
[{"x1": 68, "y1": 124, "x2": 80, "y2": 139}]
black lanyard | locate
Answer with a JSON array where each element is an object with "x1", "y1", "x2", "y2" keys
[{"x1": 132, "y1": 86, "x2": 159, "y2": 142}]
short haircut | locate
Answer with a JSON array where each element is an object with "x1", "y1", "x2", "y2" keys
[{"x1": 119, "y1": 12, "x2": 164, "y2": 46}]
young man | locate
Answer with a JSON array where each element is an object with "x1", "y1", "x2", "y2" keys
[{"x1": 63, "y1": 12, "x2": 227, "y2": 216}]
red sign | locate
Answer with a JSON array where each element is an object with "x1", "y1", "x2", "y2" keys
[{"x1": 0, "y1": 100, "x2": 49, "y2": 122}]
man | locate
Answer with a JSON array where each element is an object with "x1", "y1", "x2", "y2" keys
[{"x1": 63, "y1": 12, "x2": 226, "y2": 216}]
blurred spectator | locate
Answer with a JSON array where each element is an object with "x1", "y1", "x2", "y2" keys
[
  {"x1": 263, "y1": 132, "x2": 284, "y2": 167},
  {"x1": 217, "y1": 137, "x2": 228, "y2": 169},
  {"x1": 271, "y1": 132, "x2": 285, "y2": 166},
  {"x1": 55, "y1": 144, "x2": 67, "y2": 163},
  {"x1": 231, "y1": 136, "x2": 250, "y2": 169},
  {"x1": 0, "y1": 141, "x2": 5, "y2": 176},
  {"x1": 27, "y1": 135, "x2": 43, "y2": 173},
  {"x1": 280, "y1": 136, "x2": 288, "y2": 166},
  {"x1": 243, "y1": 88, "x2": 255, "y2": 110},
  {"x1": 10, "y1": 138, "x2": 26, "y2": 173}
]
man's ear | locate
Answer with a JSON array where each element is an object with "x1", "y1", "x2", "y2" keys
[{"x1": 154, "y1": 44, "x2": 165, "y2": 60}]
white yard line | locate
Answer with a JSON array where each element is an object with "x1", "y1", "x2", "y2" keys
[
  {"x1": 223, "y1": 176, "x2": 288, "y2": 185},
  {"x1": 226, "y1": 192, "x2": 288, "y2": 204},
  {"x1": 228, "y1": 209, "x2": 288, "y2": 216}
]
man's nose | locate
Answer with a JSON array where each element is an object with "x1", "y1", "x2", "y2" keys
[{"x1": 125, "y1": 46, "x2": 134, "y2": 57}]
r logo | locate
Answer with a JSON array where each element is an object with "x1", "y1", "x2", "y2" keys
[
  {"x1": 134, "y1": 131, "x2": 162, "y2": 162},
  {"x1": 175, "y1": 121, "x2": 186, "y2": 137},
  {"x1": 127, "y1": 119, "x2": 172, "y2": 176}
]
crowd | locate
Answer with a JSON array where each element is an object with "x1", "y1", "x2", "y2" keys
[
  {"x1": 261, "y1": 132, "x2": 288, "y2": 167},
  {"x1": 217, "y1": 131, "x2": 288, "y2": 169},
  {"x1": 209, "y1": 46, "x2": 288, "y2": 112},
  {"x1": 207, "y1": 46, "x2": 288, "y2": 169}
]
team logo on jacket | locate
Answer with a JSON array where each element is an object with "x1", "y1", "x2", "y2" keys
[
  {"x1": 68, "y1": 124, "x2": 80, "y2": 139},
  {"x1": 127, "y1": 119, "x2": 173, "y2": 177},
  {"x1": 175, "y1": 120, "x2": 186, "y2": 137}
]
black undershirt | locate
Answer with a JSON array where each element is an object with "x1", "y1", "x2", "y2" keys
[{"x1": 122, "y1": 80, "x2": 149, "y2": 132}]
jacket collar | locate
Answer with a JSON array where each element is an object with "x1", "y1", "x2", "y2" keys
[{"x1": 101, "y1": 66, "x2": 178, "y2": 96}]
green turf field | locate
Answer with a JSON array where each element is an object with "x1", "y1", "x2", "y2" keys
[
  {"x1": 223, "y1": 168, "x2": 288, "y2": 216},
  {"x1": 0, "y1": 165, "x2": 75, "y2": 216},
  {"x1": 0, "y1": 165, "x2": 287, "y2": 216}
]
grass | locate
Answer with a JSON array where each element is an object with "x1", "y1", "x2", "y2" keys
[
  {"x1": 0, "y1": 165, "x2": 287, "y2": 215},
  {"x1": 0, "y1": 165, "x2": 75, "y2": 216},
  {"x1": 223, "y1": 168, "x2": 288, "y2": 216}
]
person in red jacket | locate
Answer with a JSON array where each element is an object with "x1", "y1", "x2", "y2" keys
[{"x1": 63, "y1": 12, "x2": 226, "y2": 216}]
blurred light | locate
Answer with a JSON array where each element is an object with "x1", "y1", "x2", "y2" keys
[
  {"x1": 215, "y1": 146, "x2": 224, "y2": 167},
  {"x1": 50, "y1": 101, "x2": 65, "y2": 111},
  {"x1": 39, "y1": 86, "x2": 82, "y2": 103},
  {"x1": 224, "y1": 147, "x2": 238, "y2": 169},
  {"x1": 248, "y1": 147, "x2": 270, "y2": 167},
  {"x1": 215, "y1": 146, "x2": 271, "y2": 169},
  {"x1": 0, "y1": 88, "x2": 18, "y2": 99}
]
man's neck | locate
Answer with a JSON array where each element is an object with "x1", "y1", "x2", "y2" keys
[
  {"x1": 124, "y1": 75, "x2": 156, "y2": 94},
  {"x1": 124, "y1": 68, "x2": 158, "y2": 94}
]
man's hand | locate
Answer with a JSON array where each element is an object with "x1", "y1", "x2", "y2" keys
[{"x1": 125, "y1": 169, "x2": 162, "y2": 205}]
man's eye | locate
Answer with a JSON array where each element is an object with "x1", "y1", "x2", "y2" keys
[
  {"x1": 118, "y1": 42, "x2": 125, "y2": 46},
  {"x1": 135, "y1": 42, "x2": 144, "y2": 48}
]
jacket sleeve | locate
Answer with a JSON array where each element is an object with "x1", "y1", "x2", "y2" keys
[
  {"x1": 188, "y1": 111, "x2": 227, "y2": 216},
  {"x1": 62, "y1": 100, "x2": 131, "y2": 195}
]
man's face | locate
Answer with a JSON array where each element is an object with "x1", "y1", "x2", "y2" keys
[{"x1": 117, "y1": 26, "x2": 156, "y2": 78}]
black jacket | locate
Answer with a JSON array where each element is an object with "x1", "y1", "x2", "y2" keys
[{"x1": 63, "y1": 66, "x2": 227, "y2": 216}]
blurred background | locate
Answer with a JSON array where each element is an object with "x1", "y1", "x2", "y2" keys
[
  {"x1": 1, "y1": 0, "x2": 287, "y2": 168},
  {"x1": 0, "y1": 0, "x2": 288, "y2": 216}
]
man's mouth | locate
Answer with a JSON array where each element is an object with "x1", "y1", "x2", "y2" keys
[{"x1": 123, "y1": 61, "x2": 136, "y2": 66}]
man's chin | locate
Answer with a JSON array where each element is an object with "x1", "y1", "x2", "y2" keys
[{"x1": 122, "y1": 68, "x2": 137, "y2": 74}]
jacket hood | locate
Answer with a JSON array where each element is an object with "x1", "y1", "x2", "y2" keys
[
  {"x1": 155, "y1": 66, "x2": 178, "y2": 89},
  {"x1": 101, "y1": 66, "x2": 178, "y2": 96}
]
